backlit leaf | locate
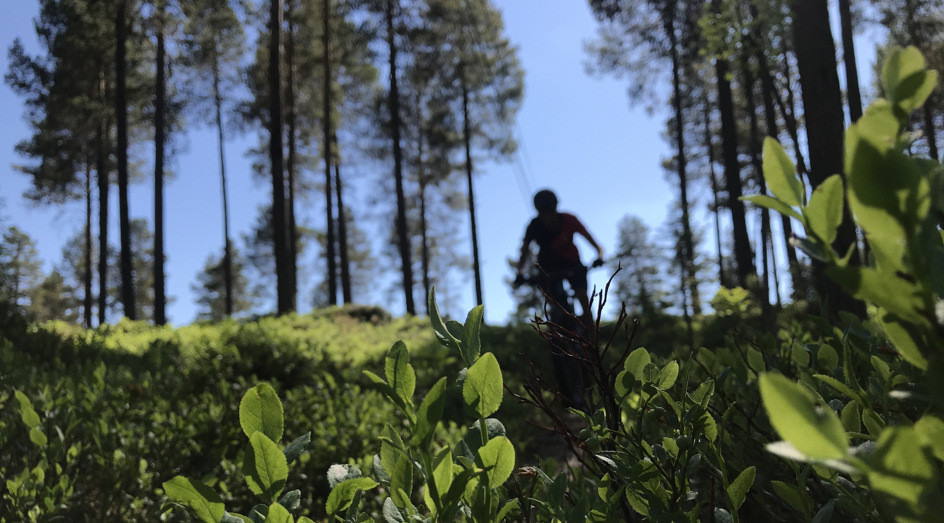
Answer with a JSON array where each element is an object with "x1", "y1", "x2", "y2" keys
[
  {"x1": 759, "y1": 373, "x2": 848, "y2": 460},
  {"x1": 163, "y1": 476, "x2": 225, "y2": 523},
  {"x1": 413, "y1": 377, "x2": 447, "y2": 445},
  {"x1": 804, "y1": 174, "x2": 843, "y2": 245},
  {"x1": 243, "y1": 432, "x2": 288, "y2": 503},
  {"x1": 239, "y1": 383, "x2": 284, "y2": 443},
  {"x1": 463, "y1": 353, "x2": 503, "y2": 418},
  {"x1": 478, "y1": 436, "x2": 515, "y2": 488},
  {"x1": 762, "y1": 137, "x2": 804, "y2": 207},
  {"x1": 326, "y1": 477, "x2": 378, "y2": 515},
  {"x1": 726, "y1": 466, "x2": 756, "y2": 510},
  {"x1": 385, "y1": 342, "x2": 415, "y2": 406}
]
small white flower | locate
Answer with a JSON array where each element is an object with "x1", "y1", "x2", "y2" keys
[{"x1": 327, "y1": 464, "x2": 349, "y2": 488}]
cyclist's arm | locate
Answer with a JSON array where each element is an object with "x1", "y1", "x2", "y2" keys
[
  {"x1": 515, "y1": 238, "x2": 531, "y2": 276},
  {"x1": 573, "y1": 217, "x2": 604, "y2": 261}
]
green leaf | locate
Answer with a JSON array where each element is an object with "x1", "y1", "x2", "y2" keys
[
  {"x1": 747, "y1": 348, "x2": 766, "y2": 374},
  {"x1": 463, "y1": 353, "x2": 503, "y2": 418},
  {"x1": 763, "y1": 137, "x2": 804, "y2": 207},
  {"x1": 866, "y1": 425, "x2": 942, "y2": 520},
  {"x1": 690, "y1": 380, "x2": 714, "y2": 408},
  {"x1": 883, "y1": 46, "x2": 939, "y2": 114},
  {"x1": 816, "y1": 345, "x2": 838, "y2": 372},
  {"x1": 429, "y1": 288, "x2": 461, "y2": 352},
  {"x1": 759, "y1": 373, "x2": 849, "y2": 460},
  {"x1": 326, "y1": 477, "x2": 378, "y2": 515},
  {"x1": 380, "y1": 424, "x2": 412, "y2": 498},
  {"x1": 385, "y1": 342, "x2": 416, "y2": 406},
  {"x1": 656, "y1": 361, "x2": 679, "y2": 390},
  {"x1": 804, "y1": 174, "x2": 844, "y2": 245},
  {"x1": 812, "y1": 499, "x2": 836, "y2": 523},
  {"x1": 264, "y1": 502, "x2": 293, "y2": 523},
  {"x1": 29, "y1": 427, "x2": 47, "y2": 447},
  {"x1": 424, "y1": 449, "x2": 454, "y2": 513},
  {"x1": 382, "y1": 497, "x2": 405, "y2": 523},
  {"x1": 624, "y1": 347, "x2": 651, "y2": 381},
  {"x1": 915, "y1": 415, "x2": 944, "y2": 462},
  {"x1": 862, "y1": 409, "x2": 885, "y2": 436},
  {"x1": 14, "y1": 390, "x2": 40, "y2": 429},
  {"x1": 841, "y1": 402, "x2": 861, "y2": 433},
  {"x1": 478, "y1": 436, "x2": 515, "y2": 488},
  {"x1": 463, "y1": 305, "x2": 485, "y2": 364},
  {"x1": 827, "y1": 265, "x2": 924, "y2": 324},
  {"x1": 243, "y1": 432, "x2": 289, "y2": 503},
  {"x1": 870, "y1": 356, "x2": 891, "y2": 383},
  {"x1": 792, "y1": 343, "x2": 811, "y2": 367},
  {"x1": 771, "y1": 480, "x2": 810, "y2": 514},
  {"x1": 163, "y1": 476, "x2": 225, "y2": 523},
  {"x1": 279, "y1": 490, "x2": 301, "y2": 512},
  {"x1": 726, "y1": 466, "x2": 756, "y2": 511},
  {"x1": 813, "y1": 374, "x2": 860, "y2": 401},
  {"x1": 741, "y1": 194, "x2": 801, "y2": 221},
  {"x1": 496, "y1": 499, "x2": 520, "y2": 521},
  {"x1": 412, "y1": 377, "x2": 447, "y2": 445},
  {"x1": 239, "y1": 383, "x2": 284, "y2": 443},
  {"x1": 878, "y1": 310, "x2": 928, "y2": 370},
  {"x1": 642, "y1": 362, "x2": 660, "y2": 384},
  {"x1": 282, "y1": 432, "x2": 311, "y2": 465}
]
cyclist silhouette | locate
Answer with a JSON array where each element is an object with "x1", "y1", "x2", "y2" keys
[{"x1": 514, "y1": 189, "x2": 604, "y2": 330}]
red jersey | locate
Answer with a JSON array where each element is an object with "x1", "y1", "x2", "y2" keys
[{"x1": 524, "y1": 212, "x2": 589, "y2": 270}]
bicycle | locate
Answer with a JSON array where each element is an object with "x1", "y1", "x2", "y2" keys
[{"x1": 514, "y1": 259, "x2": 603, "y2": 409}]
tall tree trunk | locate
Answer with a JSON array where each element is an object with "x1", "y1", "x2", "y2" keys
[
  {"x1": 97, "y1": 118, "x2": 108, "y2": 325},
  {"x1": 115, "y1": 0, "x2": 136, "y2": 320},
  {"x1": 385, "y1": 0, "x2": 415, "y2": 315},
  {"x1": 664, "y1": 9, "x2": 700, "y2": 315},
  {"x1": 269, "y1": 0, "x2": 290, "y2": 314},
  {"x1": 419, "y1": 180, "x2": 431, "y2": 311},
  {"x1": 716, "y1": 60, "x2": 755, "y2": 286},
  {"x1": 702, "y1": 102, "x2": 725, "y2": 286},
  {"x1": 285, "y1": 2, "x2": 298, "y2": 310},
  {"x1": 84, "y1": 164, "x2": 93, "y2": 329},
  {"x1": 838, "y1": 0, "x2": 863, "y2": 122},
  {"x1": 460, "y1": 70, "x2": 483, "y2": 307},
  {"x1": 321, "y1": 0, "x2": 338, "y2": 306},
  {"x1": 154, "y1": 2, "x2": 167, "y2": 325},
  {"x1": 212, "y1": 55, "x2": 233, "y2": 317},
  {"x1": 741, "y1": 58, "x2": 774, "y2": 330},
  {"x1": 791, "y1": 0, "x2": 863, "y2": 315},
  {"x1": 745, "y1": 6, "x2": 801, "y2": 278},
  {"x1": 904, "y1": 0, "x2": 940, "y2": 160},
  {"x1": 335, "y1": 161, "x2": 352, "y2": 303}
]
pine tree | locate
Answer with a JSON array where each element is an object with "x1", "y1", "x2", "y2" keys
[
  {"x1": 193, "y1": 247, "x2": 252, "y2": 320},
  {"x1": 0, "y1": 226, "x2": 43, "y2": 308},
  {"x1": 29, "y1": 271, "x2": 81, "y2": 323},
  {"x1": 179, "y1": 0, "x2": 245, "y2": 317}
]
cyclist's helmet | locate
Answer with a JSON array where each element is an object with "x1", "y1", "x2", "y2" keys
[{"x1": 533, "y1": 189, "x2": 558, "y2": 213}]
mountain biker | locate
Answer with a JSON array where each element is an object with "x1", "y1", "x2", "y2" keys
[{"x1": 514, "y1": 189, "x2": 604, "y2": 330}]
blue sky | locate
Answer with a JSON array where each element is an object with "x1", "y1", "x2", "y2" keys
[
  {"x1": 1, "y1": 1, "x2": 882, "y2": 325},
  {"x1": 1, "y1": 1, "x2": 679, "y2": 325}
]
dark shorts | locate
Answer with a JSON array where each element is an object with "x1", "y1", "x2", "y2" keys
[{"x1": 536, "y1": 260, "x2": 588, "y2": 294}]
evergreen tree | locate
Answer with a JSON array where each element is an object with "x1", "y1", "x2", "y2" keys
[
  {"x1": 0, "y1": 226, "x2": 43, "y2": 308},
  {"x1": 179, "y1": 0, "x2": 245, "y2": 318},
  {"x1": 107, "y1": 218, "x2": 155, "y2": 321},
  {"x1": 609, "y1": 215, "x2": 668, "y2": 315},
  {"x1": 28, "y1": 270, "x2": 81, "y2": 323},
  {"x1": 193, "y1": 246, "x2": 252, "y2": 320},
  {"x1": 416, "y1": 0, "x2": 524, "y2": 307}
]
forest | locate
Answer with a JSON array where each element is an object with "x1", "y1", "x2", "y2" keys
[{"x1": 2, "y1": 0, "x2": 944, "y2": 521}]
